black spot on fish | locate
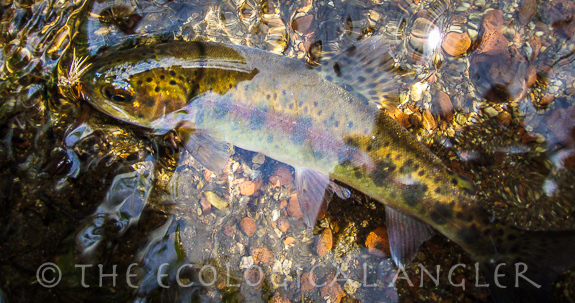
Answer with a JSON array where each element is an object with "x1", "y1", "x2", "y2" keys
[
  {"x1": 366, "y1": 68, "x2": 374, "y2": 74},
  {"x1": 430, "y1": 204, "x2": 453, "y2": 225},
  {"x1": 457, "y1": 224, "x2": 480, "y2": 245},
  {"x1": 367, "y1": 83, "x2": 377, "y2": 89},
  {"x1": 154, "y1": 86, "x2": 160, "y2": 92},
  {"x1": 151, "y1": 55, "x2": 157, "y2": 60},
  {"x1": 368, "y1": 90, "x2": 377, "y2": 96},
  {"x1": 229, "y1": 84, "x2": 233, "y2": 89},
  {"x1": 358, "y1": 76, "x2": 366, "y2": 83},
  {"x1": 170, "y1": 80, "x2": 177, "y2": 85},
  {"x1": 418, "y1": 170, "x2": 425, "y2": 176},
  {"x1": 194, "y1": 70, "x2": 198, "y2": 76},
  {"x1": 291, "y1": 117, "x2": 312, "y2": 145},
  {"x1": 383, "y1": 141, "x2": 390, "y2": 147},
  {"x1": 371, "y1": 160, "x2": 396, "y2": 186},
  {"x1": 266, "y1": 94, "x2": 271, "y2": 100},
  {"x1": 160, "y1": 75, "x2": 165, "y2": 80},
  {"x1": 344, "y1": 75, "x2": 352, "y2": 82},
  {"x1": 325, "y1": 75, "x2": 333, "y2": 82},
  {"x1": 451, "y1": 178, "x2": 457, "y2": 185},
  {"x1": 317, "y1": 110, "x2": 323, "y2": 116},
  {"x1": 346, "y1": 45, "x2": 357, "y2": 56},
  {"x1": 434, "y1": 187, "x2": 441, "y2": 194},
  {"x1": 313, "y1": 101, "x2": 318, "y2": 107},
  {"x1": 144, "y1": 99, "x2": 155, "y2": 106},
  {"x1": 273, "y1": 93, "x2": 277, "y2": 99},
  {"x1": 170, "y1": 70, "x2": 176, "y2": 77},
  {"x1": 333, "y1": 62, "x2": 342, "y2": 77},
  {"x1": 334, "y1": 121, "x2": 339, "y2": 127},
  {"x1": 289, "y1": 103, "x2": 294, "y2": 109},
  {"x1": 146, "y1": 77, "x2": 152, "y2": 82},
  {"x1": 137, "y1": 80, "x2": 143, "y2": 85},
  {"x1": 137, "y1": 113, "x2": 145, "y2": 118},
  {"x1": 401, "y1": 183, "x2": 427, "y2": 207}
]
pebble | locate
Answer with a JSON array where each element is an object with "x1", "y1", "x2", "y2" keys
[
  {"x1": 497, "y1": 111, "x2": 512, "y2": 126},
  {"x1": 482, "y1": 9, "x2": 504, "y2": 32},
  {"x1": 442, "y1": 32, "x2": 471, "y2": 57},
  {"x1": 422, "y1": 109, "x2": 437, "y2": 130},
  {"x1": 344, "y1": 279, "x2": 361, "y2": 294},
  {"x1": 316, "y1": 228, "x2": 333, "y2": 257},
  {"x1": 483, "y1": 106, "x2": 499, "y2": 117},
  {"x1": 199, "y1": 196, "x2": 212, "y2": 214},
  {"x1": 518, "y1": 0, "x2": 536, "y2": 24},
  {"x1": 320, "y1": 274, "x2": 346, "y2": 303},
  {"x1": 395, "y1": 109, "x2": 412, "y2": 128},
  {"x1": 283, "y1": 236, "x2": 296, "y2": 245},
  {"x1": 240, "y1": 256, "x2": 254, "y2": 269},
  {"x1": 252, "y1": 152, "x2": 266, "y2": 164},
  {"x1": 240, "y1": 179, "x2": 261, "y2": 196},
  {"x1": 527, "y1": 66, "x2": 537, "y2": 86},
  {"x1": 240, "y1": 217, "x2": 257, "y2": 237},
  {"x1": 455, "y1": 113, "x2": 468, "y2": 125},
  {"x1": 301, "y1": 272, "x2": 316, "y2": 291},
  {"x1": 269, "y1": 164, "x2": 294, "y2": 187},
  {"x1": 251, "y1": 246, "x2": 274, "y2": 266},
  {"x1": 287, "y1": 194, "x2": 303, "y2": 218},
  {"x1": 365, "y1": 226, "x2": 390, "y2": 257},
  {"x1": 277, "y1": 216, "x2": 290, "y2": 232},
  {"x1": 203, "y1": 191, "x2": 229, "y2": 209},
  {"x1": 541, "y1": 93, "x2": 555, "y2": 106},
  {"x1": 436, "y1": 90, "x2": 454, "y2": 121},
  {"x1": 271, "y1": 292, "x2": 290, "y2": 303},
  {"x1": 223, "y1": 223, "x2": 234, "y2": 236}
]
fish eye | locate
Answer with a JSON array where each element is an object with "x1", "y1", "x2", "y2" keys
[{"x1": 103, "y1": 85, "x2": 134, "y2": 103}]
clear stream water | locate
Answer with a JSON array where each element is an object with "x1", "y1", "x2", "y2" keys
[{"x1": 1, "y1": 0, "x2": 575, "y2": 302}]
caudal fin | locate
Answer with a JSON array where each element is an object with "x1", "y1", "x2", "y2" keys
[{"x1": 478, "y1": 227, "x2": 575, "y2": 303}]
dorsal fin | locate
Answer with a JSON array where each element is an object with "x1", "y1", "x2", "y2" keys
[{"x1": 316, "y1": 36, "x2": 401, "y2": 111}]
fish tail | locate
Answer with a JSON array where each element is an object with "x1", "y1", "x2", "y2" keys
[{"x1": 476, "y1": 226, "x2": 575, "y2": 303}]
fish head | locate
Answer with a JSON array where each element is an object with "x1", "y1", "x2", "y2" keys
[{"x1": 79, "y1": 49, "x2": 192, "y2": 128}]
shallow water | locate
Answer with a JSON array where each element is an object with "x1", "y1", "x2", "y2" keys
[{"x1": 1, "y1": 0, "x2": 575, "y2": 302}]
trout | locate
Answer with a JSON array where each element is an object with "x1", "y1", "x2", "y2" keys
[{"x1": 77, "y1": 38, "x2": 575, "y2": 302}]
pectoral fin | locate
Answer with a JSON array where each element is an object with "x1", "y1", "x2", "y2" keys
[
  {"x1": 294, "y1": 168, "x2": 331, "y2": 228},
  {"x1": 385, "y1": 206, "x2": 435, "y2": 268},
  {"x1": 179, "y1": 128, "x2": 232, "y2": 173}
]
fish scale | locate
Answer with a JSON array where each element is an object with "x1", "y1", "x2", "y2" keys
[{"x1": 78, "y1": 38, "x2": 575, "y2": 303}]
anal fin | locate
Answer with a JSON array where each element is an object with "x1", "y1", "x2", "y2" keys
[
  {"x1": 179, "y1": 128, "x2": 232, "y2": 173},
  {"x1": 295, "y1": 168, "x2": 352, "y2": 228},
  {"x1": 385, "y1": 206, "x2": 435, "y2": 268}
]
